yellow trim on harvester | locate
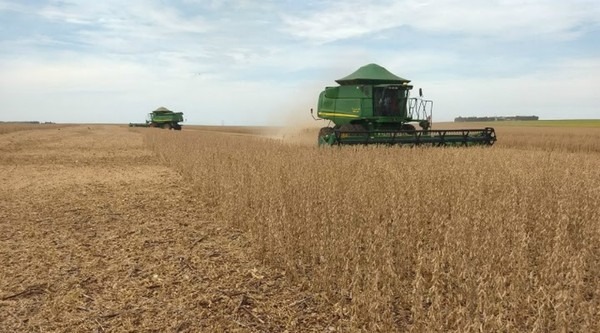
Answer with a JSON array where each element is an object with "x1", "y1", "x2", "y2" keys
[{"x1": 318, "y1": 112, "x2": 359, "y2": 118}]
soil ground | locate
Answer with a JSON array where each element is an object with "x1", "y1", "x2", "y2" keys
[{"x1": 0, "y1": 126, "x2": 336, "y2": 333}]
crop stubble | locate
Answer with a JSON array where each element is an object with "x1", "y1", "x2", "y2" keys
[{"x1": 0, "y1": 126, "x2": 338, "y2": 332}]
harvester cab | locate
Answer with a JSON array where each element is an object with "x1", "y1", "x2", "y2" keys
[{"x1": 312, "y1": 63, "x2": 496, "y2": 146}]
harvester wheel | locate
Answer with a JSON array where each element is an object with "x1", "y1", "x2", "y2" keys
[
  {"x1": 338, "y1": 124, "x2": 368, "y2": 143},
  {"x1": 318, "y1": 127, "x2": 335, "y2": 145},
  {"x1": 163, "y1": 123, "x2": 172, "y2": 130},
  {"x1": 339, "y1": 123, "x2": 367, "y2": 133},
  {"x1": 319, "y1": 127, "x2": 334, "y2": 137},
  {"x1": 400, "y1": 124, "x2": 416, "y2": 134}
]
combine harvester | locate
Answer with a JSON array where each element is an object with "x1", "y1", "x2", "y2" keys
[
  {"x1": 129, "y1": 106, "x2": 184, "y2": 130},
  {"x1": 311, "y1": 64, "x2": 496, "y2": 146}
]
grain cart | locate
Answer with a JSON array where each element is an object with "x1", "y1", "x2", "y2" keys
[
  {"x1": 311, "y1": 64, "x2": 496, "y2": 146},
  {"x1": 129, "y1": 106, "x2": 184, "y2": 130}
]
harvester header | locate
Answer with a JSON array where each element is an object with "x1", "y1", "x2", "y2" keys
[{"x1": 311, "y1": 63, "x2": 496, "y2": 146}]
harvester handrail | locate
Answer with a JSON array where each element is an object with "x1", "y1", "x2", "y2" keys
[{"x1": 408, "y1": 97, "x2": 433, "y2": 122}]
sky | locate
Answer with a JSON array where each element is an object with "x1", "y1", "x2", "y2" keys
[{"x1": 0, "y1": 0, "x2": 599, "y2": 125}]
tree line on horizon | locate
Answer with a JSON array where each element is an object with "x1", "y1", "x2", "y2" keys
[{"x1": 455, "y1": 115, "x2": 539, "y2": 122}]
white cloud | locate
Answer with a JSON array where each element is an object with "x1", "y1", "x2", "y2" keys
[
  {"x1": 36, "y1": 1, "x2": 210, "y2": 42},
  {"x1": 282, "y1": 0, "x2": 600, "y2": 44},
  {"x1": 0, "y1": 0, "x2": 598, "y2": 124},
  {"x1": 0, "y1": 56, "x2": 152, "y2": 93}
]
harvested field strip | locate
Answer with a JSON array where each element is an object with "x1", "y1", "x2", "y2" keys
[
  {"x1": 146, "y1": 129, "x2": 600, "y2": 332},
  {"x1": 0, "y1": 123, "x2": 71, "y2": 135}
]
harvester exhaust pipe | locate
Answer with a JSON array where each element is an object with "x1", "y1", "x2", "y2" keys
[{"x1": 310, "y1": 108, "x2": 321, "y2": 121}]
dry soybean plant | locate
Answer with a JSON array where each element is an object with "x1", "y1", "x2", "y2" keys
[
  {"x1": 145, "y1": 129, "x2": 600, "y2": 332},
  {"x1": 495, "y1": 126, "x2": 600, "y2": 153}
]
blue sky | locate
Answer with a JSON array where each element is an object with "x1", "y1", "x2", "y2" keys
[{"x1": 1, "y1": 0, "x2": 599, "y2": 125}]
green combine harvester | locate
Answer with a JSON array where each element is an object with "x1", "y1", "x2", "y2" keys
[
  {"x1": 129, "y1": 106, "x2": 184, "y2": 130},
  {"x1": 311, "y1": 64, "x2": 496, "y2": 146}
]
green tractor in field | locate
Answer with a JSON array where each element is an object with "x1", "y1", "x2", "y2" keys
[
  {"x1": 311, "y1": 64, "x2": 496, "y2": 146},
  {"x1": 129, "y1": 106, "x2": 184, "y2": 130}
]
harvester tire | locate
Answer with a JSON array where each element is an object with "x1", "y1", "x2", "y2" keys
[
  {"x1": 339, "y1": 124, "x2": 368, "y2": 141},
  {"x1": 318, "y1": 127, "x2": 335, "y2": 145},
  {"x1": 319, "y1": 127, "x2": 334, "y2": 137},
  {"x1": 400, "y1": 124, "x2": 416, "y2": 134},
  {"x1": 163, "y1": 123, "x2": 172, "y2": 130},
  {"x1": 339, "y1": 123, "x2": 366, "y2": 133}
]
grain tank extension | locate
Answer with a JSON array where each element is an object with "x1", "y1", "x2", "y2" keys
[
  {"x1": 311, "y1": 64, "x2": 496, "y2": 146},
  {"x1": 129, "y1": 106, "x2": 184, "y2": 130}
]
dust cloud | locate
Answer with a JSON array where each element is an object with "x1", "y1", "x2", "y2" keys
[{"x1": 260, "y1": 81, "x2": 327, "y2": 146}]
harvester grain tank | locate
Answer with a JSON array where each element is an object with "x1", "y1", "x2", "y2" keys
[
  {"x1": 311, "y1": 64, "x2": 496, "y2": 146},
  {"x1": 129, "y1": 106, "x2": 184, "y2": 130}
]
